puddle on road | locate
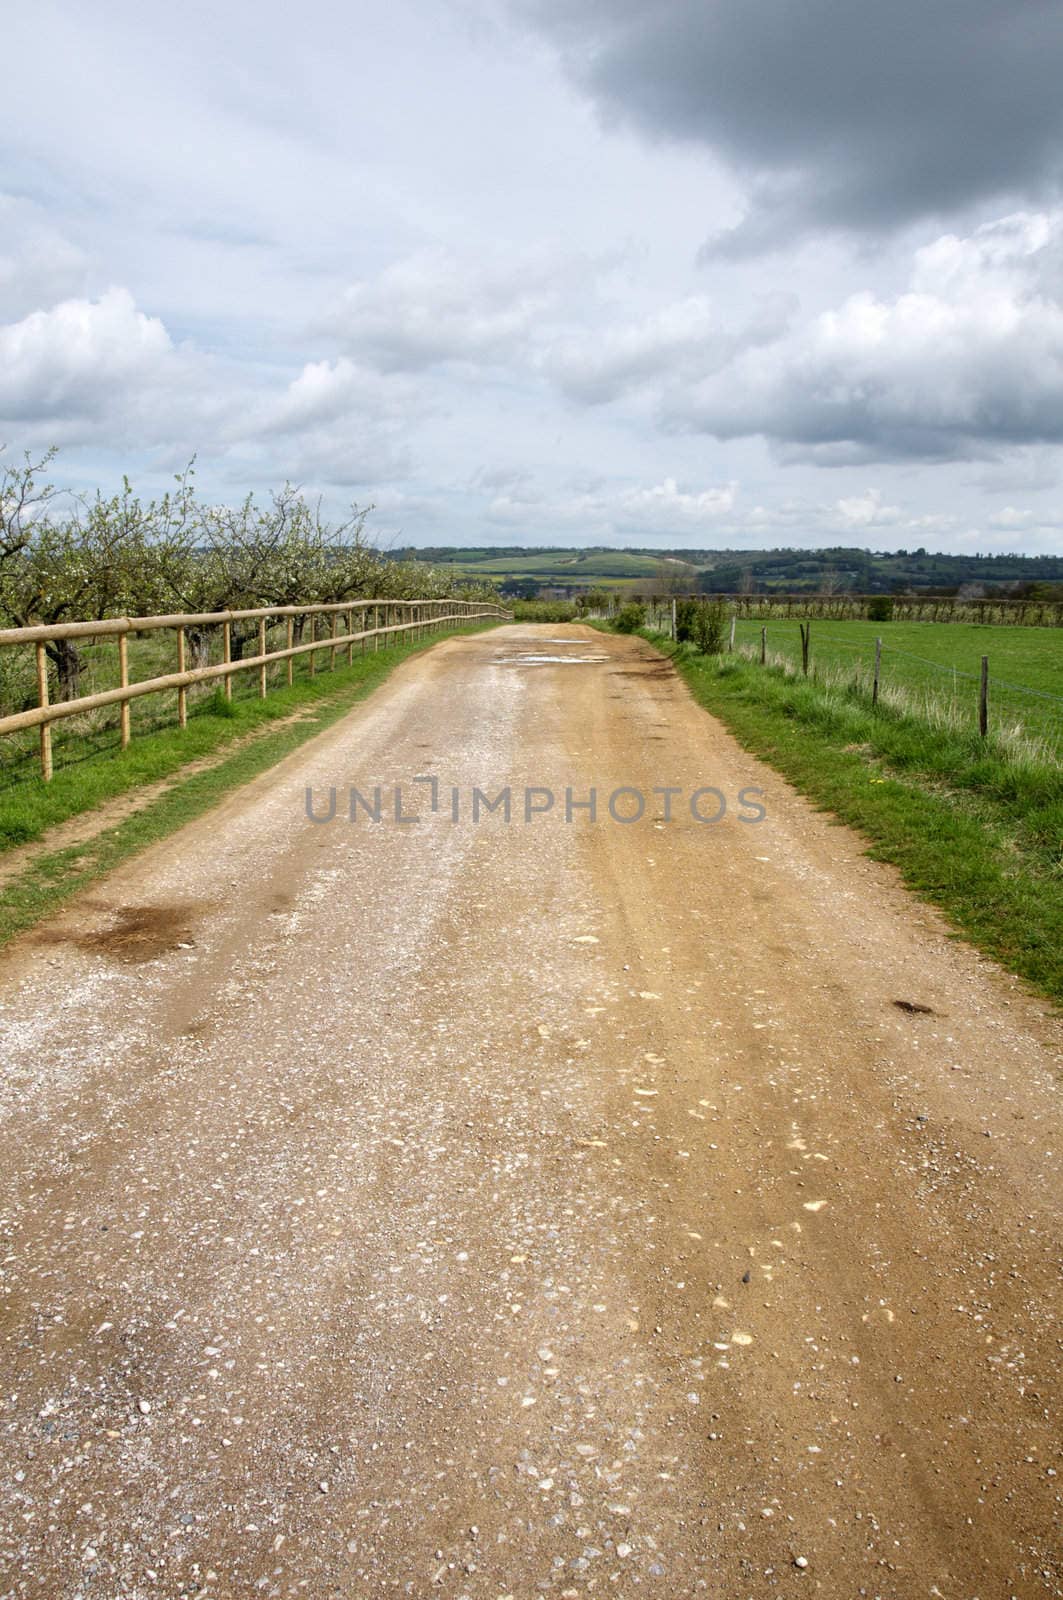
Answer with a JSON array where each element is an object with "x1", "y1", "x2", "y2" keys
[{"x1": 497, "y1": 653, "x2": 610, "y2": 666}]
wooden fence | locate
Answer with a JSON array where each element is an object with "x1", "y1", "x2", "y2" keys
[{"x1": 0, "y1": 598, "x2": 511, "y2": 781}]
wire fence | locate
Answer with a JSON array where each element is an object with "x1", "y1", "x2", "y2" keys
[
  {"x1": 730, "y1": 619, "x2": 1063, "y2": 761},
  {"x1": 606, "y1": 601, "x2": 1062, "y2": 760}
]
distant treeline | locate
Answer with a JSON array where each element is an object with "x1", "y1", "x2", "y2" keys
[
  {"x1": 691, "y1": 545, "x2": 1063, "y2": 596},
  {"x1": 401, "y1": 542, "x2": 1063, "y2": 598}
]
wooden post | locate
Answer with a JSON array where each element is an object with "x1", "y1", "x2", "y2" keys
[
  {"x1": 800, "y1": 620, "x2": 811, "y2": 676},
  {"x1": 118, "y1": 633, "x2": 131, "y2": 745},
  {"x1": 309, "y1": 613, "x2": 316, "y2": 676},
  {"x1": 980, "y1": 655, "x2": 989, "y2": 738},
  {"x1": 671, "y1": 598, "x2": 677, "y2": 640},
  {"x1": 329, "y1": 612, "x2": 338, "y2": 670},
  {"x1": 760, "y1": 626, "x2": 766, "y2": 665},
  {"x1": 347, "y1": 609, "x2": 354, "y2": 666},
  {"x1": 728, "y1": 614, "x2": 736, "y2": 653},
  {"x1": 35, "y1": 642, "x2": 52, "y2": 782},
  {"x1": 222, "y1": 620, "x2": 232, "y2": 701},
  {"x1": 177, "y1": 627, "x2": 187, "y2": 727},
  {"x1": 872, "y1": 636, "x2": 882, "y2": 707},
  {"x1": 286, "y1": 617, "x2": 294, "y2": 686},
  {"x1": 259, "y1": 617, "x2": 268, "y2": 697}
]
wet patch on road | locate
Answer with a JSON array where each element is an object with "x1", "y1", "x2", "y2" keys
[
  {"x1": 496, "y1": 652, "x2": 610, "y2": 666},
  {"x1": 34, "y1": 901, "x2": 207, "y2": 964}
]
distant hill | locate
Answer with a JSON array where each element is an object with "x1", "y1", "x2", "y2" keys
[{"x1": 396, "y1": 544, "x2": 1063, "y2": 597}]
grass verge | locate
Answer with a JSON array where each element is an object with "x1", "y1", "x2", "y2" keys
[
  {"x1": 608, "y1": 626, "x2": 1063, "y2": 1006},
  {"x1": 0, "y1": 624, "x2": 498, "y2": 951}
]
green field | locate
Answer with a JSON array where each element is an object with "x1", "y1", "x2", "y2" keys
[
  {"x1": 414, "y1": 549, "x2": 692, "y2": 591},
  {"x1": 728, "y1": 617, "x2": 1063, "y2": 757},
  {"x1": 405, "y1": 542, "x2": 1063, "y2": 602}
]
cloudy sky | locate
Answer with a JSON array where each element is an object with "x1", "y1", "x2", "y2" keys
[{"x1": 5, "y1": 0, "x2": 1063, "y2": 553}]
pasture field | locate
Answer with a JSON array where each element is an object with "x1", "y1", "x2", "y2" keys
[
  {"x1": 732, "y1": 616, "x2": 1063, "y2": 757},
  {"x1": 418, "y1": 548, "x2": 691, "y2": 590}
]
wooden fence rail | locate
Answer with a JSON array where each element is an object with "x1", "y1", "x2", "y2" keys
[{"x1": 0, "y1": 598, "x2": 511, "y2": 781}]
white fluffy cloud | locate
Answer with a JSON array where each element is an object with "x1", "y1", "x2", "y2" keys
[
  {"x1": 244, "y1": 358, "x2": 420, "y2": 484},
  {"x1": 616, "y1": 476, "x2": 737, "y2": 524},
  {"x1": 325, "y1": 251, "x2": 574, "y2": 372},
  {"x1": 484, "y1": 474, "x2": 739, "y2": 539},
  {"x1": 834, "y1": 489, "x2": 902, "y2": 528},
  {"x1": 542, "y1": 293, "x2": 793, "y2": 404},
  {"x1": 666, "y1": 211, "x2": 1063, "y2": 462},
  {"x1": 0, "y1": 289, "x2": 173, "y2": 426},
  {"x1": 0, "y1": 290, "x2": 420, "y2": 486},
  {"x1": 0, "y1": 197, "x2": 88, "y2": 321}
]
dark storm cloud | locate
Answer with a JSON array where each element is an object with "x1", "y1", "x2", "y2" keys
[{"x1": 517, "y1": 0, "x2": 1063, "y2": 247}]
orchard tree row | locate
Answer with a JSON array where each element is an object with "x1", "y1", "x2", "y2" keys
[{"x1": 0, "y1": 447, "x2": 498, "y2": 698}]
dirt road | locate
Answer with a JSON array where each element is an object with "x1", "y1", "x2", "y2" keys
[{"x1": 0, "y1": 623, "x2": 1060, "y2": 1599}]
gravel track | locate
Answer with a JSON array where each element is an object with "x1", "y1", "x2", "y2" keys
[{"x1": 0, "y1": 623, "x2": 1059, "y2": 1599}]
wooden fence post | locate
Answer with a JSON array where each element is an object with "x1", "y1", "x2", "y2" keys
[
  {"x1": 1, "y1": 600, "x2": 494, "y2": 780},
  {"x1": 177, "y1": 627, "x2": 187, "y2": 727},
  {"x1": 760, "y1": 626, "x2": 766, "y2": 665},
  {"x1": 118, "y1": 633, "x2": 131, "y2": 745},
  {"x1": 728, "y1": 614, "x2": 736, "y2": 653},
  {"x1": 980, "y1": 655, "x2": 989, "y2": 738},
  {"x1": 36, "y1": 642, "x2": 52, "y2": 782},
  {"x1": 872, "y1": 636, "x2": 882, "y2": 707},
  {"x1": 222, "y1": 621, "x2": 232, "y2": 701},
  {"x1": 799, "y1": 621, "x2": 811, "y2": 676}
]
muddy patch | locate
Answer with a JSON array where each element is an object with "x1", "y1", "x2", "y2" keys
[{"x1": 35, "y1": 902, "x2": 206, "y2": 964}]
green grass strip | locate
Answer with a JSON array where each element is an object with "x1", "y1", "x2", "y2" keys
[
  {"x1": 0, "y1": 625, "x2": 499, "y2": 950},
  {"x1": 606, "y1": 626, "x2": 1063, "y2": 1007}
]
